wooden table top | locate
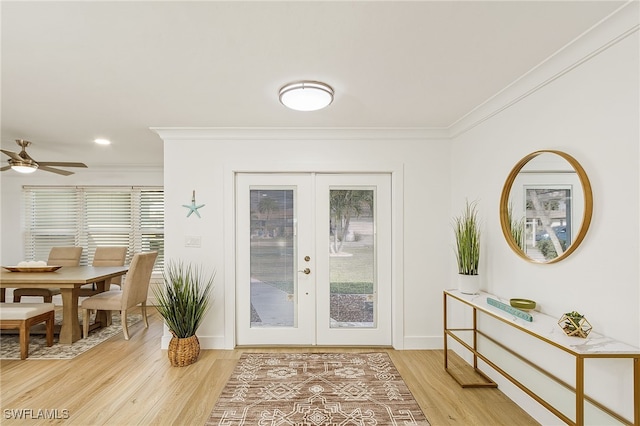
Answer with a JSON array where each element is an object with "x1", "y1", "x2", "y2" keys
[{"x1": 0, "y1": 265, "x2": 129, "y2": 287}]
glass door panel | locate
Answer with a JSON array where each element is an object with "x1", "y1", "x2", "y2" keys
[
  {"x1": 329, "y1": 189, "x2": 375, "y2": 328},
  {"x1": 249, "y1": 189, "x2": 295, "y2": 328}
]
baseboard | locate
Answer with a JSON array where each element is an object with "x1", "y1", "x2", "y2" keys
[
  {"x1": 161, "y1": 334, "x2": 444, "y2": 350},
  {"x1": 160, "y1": 334, "x2": 227, "y2": 349},
  {"x1": 402, "y1": 335, "x2": 443, "y2": 350}
]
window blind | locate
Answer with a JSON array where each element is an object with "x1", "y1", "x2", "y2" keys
[
  {"x1": 23, "y1": 186, "x2": 164, "y2": 273},
  {"x1": 24, "y1": 188, "x2": 80, "y2": 262}
]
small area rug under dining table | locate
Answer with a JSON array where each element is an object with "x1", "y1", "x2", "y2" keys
[
  {"x1": 205, "y1": 352, "x2": 430, "y2": 425},
  {"x1": 0, "y1": 311, "x2": 141, "y2": 360}
]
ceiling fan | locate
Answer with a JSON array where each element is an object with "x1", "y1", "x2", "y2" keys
[{"x1": 1, "y1": 139, "x2": 88, "y2": 176}]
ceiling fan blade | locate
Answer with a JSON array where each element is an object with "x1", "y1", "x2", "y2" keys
[
  {"x1": 1, "y1": 165, "x2": 11, "y2": 171},
  {"x1": 38, "y1": 161, "x2": 88, "y2": 168},
  {"x1": 38, "y1": 165, "x2": 75, "y2": 176},
  {"x1": 1, "y1": 149, "x2": 23, "y2": 161}
]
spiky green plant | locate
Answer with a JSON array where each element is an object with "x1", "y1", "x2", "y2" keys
[
  {"x1": 153, "y1": 261, "x2": 215, "y2": 338},
  {"x1": 507, "y1": 203, "x2": 526, "y2": 250},
  {"x1": 453, "y1": 200, "x2": 480, "y2": 275}
]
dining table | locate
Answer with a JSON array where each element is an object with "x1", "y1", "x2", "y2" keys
[{"x1": 0, "y1": 265, "x2": 129, "y2": 344}]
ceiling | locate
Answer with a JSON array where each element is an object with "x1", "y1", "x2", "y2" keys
[{"x1": 1, "y1": 1, "x2": 627, "y2": 170}]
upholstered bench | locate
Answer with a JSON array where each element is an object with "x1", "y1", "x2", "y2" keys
[{"x1": 0, "y1": 303, "x2": 55, "y2": 359}]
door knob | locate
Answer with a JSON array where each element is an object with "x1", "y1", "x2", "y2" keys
[{"x1": 298, "y1": 268, "x2": 311, "y2": 275}]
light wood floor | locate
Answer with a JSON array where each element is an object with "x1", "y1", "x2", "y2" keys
[{"x1": 0, "y1": 308, "x2": 539, "y2": 425}]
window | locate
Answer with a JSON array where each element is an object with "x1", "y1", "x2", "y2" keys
[{"x1": 23, "y1": 186, "x2": 164, "y2": 273}]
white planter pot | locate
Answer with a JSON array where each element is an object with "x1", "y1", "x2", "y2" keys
[{"x1": 458, "y1": 274, "x2": 480, "y2": 294}]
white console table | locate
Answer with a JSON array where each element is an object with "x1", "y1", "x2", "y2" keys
[{"x1": 443, "y1": 289, "x2": 640, "y2": 426}]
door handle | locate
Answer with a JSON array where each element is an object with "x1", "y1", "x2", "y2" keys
[{"x1": 298, "y1": 268, "x2": 311, "y2": 275}]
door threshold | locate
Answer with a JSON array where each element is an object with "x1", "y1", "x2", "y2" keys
[{"x1": 234, "y1": 345, "x2": 393, "y2": 349}]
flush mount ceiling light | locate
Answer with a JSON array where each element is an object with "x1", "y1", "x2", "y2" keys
[{"x1": 279, "y1": 80, "x2": 334, "y2": 111}]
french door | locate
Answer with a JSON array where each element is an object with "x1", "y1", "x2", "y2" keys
[{"x1": 236, "y1": 173, "x2": 391, "y2": 346}]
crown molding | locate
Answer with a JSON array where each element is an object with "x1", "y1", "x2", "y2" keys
[
  {"x1": 151, "y1": 127, "x2": 450, "y2": 141},
  {"x1": 449, "y1": 0, "x2": 639, "y2": 139},
  {"x1": 83, "y1": 164, "x2": 163, "y2": 172},
  {"x1": 0, "y1": 164, "x2": 163, "y2": 182}
]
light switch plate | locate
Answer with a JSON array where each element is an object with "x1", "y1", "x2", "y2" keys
[{"x1": 185, "y1": 236, "x2": 202, "y2": 248}]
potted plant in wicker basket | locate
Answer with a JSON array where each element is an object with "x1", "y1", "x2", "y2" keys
[{"x1": 153, "y1": 261, "x2": 215, "y2": 367}]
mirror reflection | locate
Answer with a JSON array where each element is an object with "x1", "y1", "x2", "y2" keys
[{"x1": 500, "y1": 150, "x2": 593, "y2": 264}]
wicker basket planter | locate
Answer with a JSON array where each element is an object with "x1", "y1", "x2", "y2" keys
[{"x1": 168, "y1": 334, "x2": 200, "y2": 367}]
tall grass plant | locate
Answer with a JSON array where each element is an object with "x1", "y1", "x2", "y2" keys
[
  {"x1": 153, "y1": 261, "x2": 215, "y2": 338},
  {"x1": 507, "y1": 203, "x2": 526, "y2": 251},
  {"x1": 453, "y1": 200, "x2": 480, "y2": 276}
]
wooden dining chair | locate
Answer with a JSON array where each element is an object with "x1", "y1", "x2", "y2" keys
[
  {"x1": 78, "y1": 246, "x2": 128, "y2": 298},
  {"x1": 81, "y1": 251, "x2": 157, "y2": 340},
  {"x1": 13, "y1": 247, "x2": 83, "y2": 303}
]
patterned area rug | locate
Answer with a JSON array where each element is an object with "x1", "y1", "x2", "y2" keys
[
  {"x1": 0, "y1": 311, "x2": 142, "y2": 360},
  {"x1": 205, "y1": 352, "x2": 430, "y2": 425}
]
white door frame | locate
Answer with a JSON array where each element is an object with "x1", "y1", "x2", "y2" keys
[{"x1": 223, "y1": 161, "x2": 405, "y2": 349}]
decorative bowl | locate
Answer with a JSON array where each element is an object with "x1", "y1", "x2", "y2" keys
[
  {"x1": 3, "y1": 265, "x2": 62, "y2": 273},
  {"x1": 510, "y1": 298, "x2": 536, "y2": 311}
]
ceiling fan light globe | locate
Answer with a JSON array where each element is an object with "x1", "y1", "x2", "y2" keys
[{"x1": 12, "y1": 164, "x2": 38, "y2": 173}]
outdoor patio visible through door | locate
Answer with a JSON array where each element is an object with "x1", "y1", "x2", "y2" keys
[{"x1": 236, "y1": 173, "x2": 392, "y2": 346}]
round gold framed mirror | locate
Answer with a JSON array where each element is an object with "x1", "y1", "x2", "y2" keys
[{"x1": 499, "y1": 150, "x2": 593, "y2": 264}]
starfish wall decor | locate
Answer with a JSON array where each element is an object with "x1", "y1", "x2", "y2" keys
[{"x1": 183, "y1": 190, "x2": 205, "y2": 218}]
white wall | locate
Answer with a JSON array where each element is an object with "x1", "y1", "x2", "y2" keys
[
  {"x1": 450, "y1": 3, "x2": 639, "y2": 424},
  {"x1": 157, "y1": 129, "x2": 452, "y2": 349}
]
